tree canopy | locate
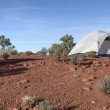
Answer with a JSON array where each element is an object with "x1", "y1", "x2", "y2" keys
[
  {"x1": 0, "y1": 35, "x2": 15, "y2": 59},
  {"x1": 37, "y1": 47, "x2": 48, "y2": 55},
  {"x1": 48, "y1": 34, "x2": 76, "y2": 56}
]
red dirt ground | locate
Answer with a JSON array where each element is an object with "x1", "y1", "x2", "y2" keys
[{"x1": 0, "y1": 55, "x2": 110, "y2": 110}]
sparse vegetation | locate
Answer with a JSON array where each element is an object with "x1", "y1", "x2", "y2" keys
[
  {"x1": 71, "y1": 54, "x2": 86, "y2": 65},
  {"x1": 84, "y1": 51, "x2": 97, "y2": 57},
  {"x1": 22, "y1": 95, "x2": 37, "y2": 108},
  {"x1": 2, "y1": 53, "x2": 9, "y2": 60},
  {"x1": 37, "y1": 47, "x2": 48, "y2": 56},
  {"x1": 24, "y1": 51, "x2": 33, "y2": 56},
  {"x1": 48, "y1": 34, "x2": 75, "y2": 57},
  {"x1": 96, "y1": 75, "x2": 110, "y2": 95},
  {"x1": 22, "y1": 96, "x2": 53, "y2": 110},
  {"x1": 0, "y1": 35, "x2": 15, "y2": 60},
  {"x1": 39, "y1": 100, "x2": 53, "y2": 110}
]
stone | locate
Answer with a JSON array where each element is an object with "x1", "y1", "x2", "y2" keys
[
  {"x1": 40, "y1": 61, "x2": 45, "y2": 65},
  {"x1": 94, "y1": 63, "x2": 101, "y2": 66},
  {"x1": 82, "y1": 78, "x2": 88, "y2": 82},
  {"x1": 18, "y1": 79, "x2": 29, "y2": 84},
  {"x1": 85, "y1": 82, "x2": 93, "y2": 85},
  {"x1": 103, "y1": 106, "x2": 108, "y2": 110},
  {"x1": 88, "y1": 76, "x2": 96, "y2": 81},
  {"x1": 102, "y1": 63, "x2": 108, "y2": 67},
  {"x1": 73, "y1": 73, "x2": 80, "y2": 78},
  {"x1": 81, "y1": 65, "x2": 89, "y2": 69},
  {"x1": 83, "y1": 86, "x2": 92, "y2": 91},
  {"x1": 0, "y1": 82, "x2": 4, "y2": 85},
  {"x1": 23, "y1": 63, "x2": 28, "y2": 67},
  {"x1": 12, "y1": 108, "x2": 18, "y2": 110},
  {"x1": 69, "y1": 66, "x2": 77, "y2": 71},
  {"x1": 91, "y1": 101, "x2": 95, "y2": 104}
]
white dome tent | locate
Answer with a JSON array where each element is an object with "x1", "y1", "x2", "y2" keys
[{"x1": 69, "y1": 30, "x2": 110, "y2": 56}]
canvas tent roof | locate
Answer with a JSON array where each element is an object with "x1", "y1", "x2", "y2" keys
[{"x1": 69, "y1": 30, "x2": 110, "y2": 56}]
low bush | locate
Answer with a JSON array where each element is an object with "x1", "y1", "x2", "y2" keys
[
  {"x1": 24, "y1": 51, "x2": 33, "y2": 56},
  {"x1": 96, "y1": 75, "x2": 110, "y2": 95},
  {"x1": 2, "y1": 53, "x2": 9, "y2": 60},
  {"x1": 39, "y1": 100, "x2": 53, "y2": 110},
  {"x1": 22, "y1": 96, "x2": 54, "y2": 110},
  {"x1": 22, "y1": 96, "x2": 37, "y2": 108},
  {"x1": 71, "y1": 54, "x2": 86, "y2": 65},
  {"x1": 84, "y1": 51, "x2": 98, "y2": 57}
]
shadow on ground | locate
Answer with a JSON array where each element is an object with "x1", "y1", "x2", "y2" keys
[
  {"x1": 0, "y1": 67, "x2": 27, "y2": 77},
  {"x1": 0, "y1": 58, "x2": 41, "y2": 65},
  {"x1": 0, "y1": 58, "x2": 41, "y2": 77}
]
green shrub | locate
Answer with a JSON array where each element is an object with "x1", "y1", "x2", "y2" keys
[
  {"x1": 18, "y1": 52, "x2": 24, "y2": 55},
  {"x1": 3, "y1": 53, "x2": 9, "y2": 60},
  {"x1": 71, "y1": 54, "x2": 86, "y2": 65},
  {"x1": 96, "y1": 75, "x2": 110, "y2": 95},
  {"x1": 71, "y1": 56, "x2": 77, "y2": 65},
  {"x1": 10, "y1": 49, "x2": 18, "y2": 55},
  {"x1": 24, "y1": 51, "x2": 33, "y2": 56},
  {"x1": 39, "y1": 100, "x2": 53, "y2": 110},
  {"x1": 85, "y1": 51, "x2": 97, "y2": 57}
]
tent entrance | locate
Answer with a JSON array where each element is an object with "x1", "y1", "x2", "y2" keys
[{"x1": 98, "y1": 37, "x2": 110, "y2": 55}]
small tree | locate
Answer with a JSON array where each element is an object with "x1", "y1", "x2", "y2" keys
[
  {"x1": 60, "y1": 34, "x2": 76, "y2": 56},
  {"x1": 37, "y1": 47, "x2": 48, "y2": 56},
  {"x1": 49, "y1": 44, "x2": 63, "y2": 57},
  {"x1": 0, "y1": 35, "x2": 15, "y2": 60}
]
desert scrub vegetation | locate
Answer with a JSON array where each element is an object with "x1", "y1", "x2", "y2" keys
[
  {"x1": 24, "y1": 51, "x2": 33, "y2": 56},
  {"x1": 96, "y1": 75, "x2": 110, "y2": 95},
  {"x1": 84, "y1": 51, "x2": 98, "y2": 57},
  {"x1": 2, "y1": 53, "x2": 9, "y2": 60},
  {"x1": 22, "y1": 96, "x2": 54, "y2": 110},
  {"x1": 0, "y1": 35, "x2": 15, "y2": 60},
  {"x1": 71, "y1": 53, "x2": 86, "y2": 65},
  {"x1": 39, "y1": 100, "x2": 53, "y2": 110},
  {"x1": 22, "y1": 95, "x2": 37, "y2": 108}
]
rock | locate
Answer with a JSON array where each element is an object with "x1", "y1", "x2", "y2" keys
[
  {"x1": 103, "y1": 106, "x2": 108, "y2": 110},
  {"x1": 18, "y1": 79, "x2": 29, "y2": 84},
  {"x1": 73, "y1": 73, "x2": 80, "y2": 78},
  {"x1": 102, "y1": 63, "x2": 108, "y2": 67},
  {"x1": 81, "y1": 65, "x2": 89, "y2": 69},
  {"x1": 94, "y1": 63, "x2": 101, "y2": 66},
  {"x1": 85, "y1": 82, "x2": 93, "y2": 85},
  {"x1": 74, "y1": 67, "x2": 77, "y2": 70},
  {"x1": 102, "y1": 105, "x2": 110, "y2": 110},
  {"x1": 12, "y1": 108, "x2": 19, "y2": 110},
  {"x1": 41, "y1": 61, "x2": 45, "y2": 65},
  {"x1": 23, "y1": 63, "x2": 28, "y2": 67},
  {"x1": 29, "y1": 63, "x2": 36, "y2": 67},
  {"x1": 91, "y1": 101, "x2": 95, "y2": 104},
  {"x1": 69, "y1": 66, "x2": 77, "y2": 71},
  {"x1": 88, "y1": 76, "x2": 96, "y2": 81},
  {"x1": 82, "y1": 78, "x2": 88, "y2": 82},
  {"x1": 83, "y1": 86, "x2": 92, "y2": 91},
  {"x1": 0, "y1": 82, "x2": 4, "y2": 85},
  {"x1": 9, "y1": 67, "x2": 13, "y2": 70}
]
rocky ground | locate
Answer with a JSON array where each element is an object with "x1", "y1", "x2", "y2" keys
[{"x1": 0, "y1": 55, "x2": 110, "y2": 110}]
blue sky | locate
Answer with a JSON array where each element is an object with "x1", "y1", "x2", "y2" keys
[{"x1": 0, "y1": 0, "x2": 110, "y2": 52}]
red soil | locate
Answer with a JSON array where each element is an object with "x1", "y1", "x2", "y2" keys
[{"x1": 0, "y1": 55, "x2": 110, "y2": 110}]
